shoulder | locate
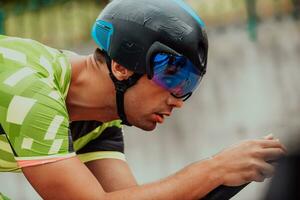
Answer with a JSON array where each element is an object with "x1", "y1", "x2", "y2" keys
[
  {"x1": 0, "y1": 35, "x2": 61, "y2": 59},
  {"x1": 61, "y1": 49, "x2": 79, "y2": 58},
  {"x1": 72, "y1": 120, "x2": 125, "y2": 163}
]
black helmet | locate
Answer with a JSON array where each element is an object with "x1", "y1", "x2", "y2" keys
[{"x1": 92, "y1": 0, "x2": 208, "y2": 125}]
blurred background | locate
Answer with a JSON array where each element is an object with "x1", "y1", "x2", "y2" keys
[{"x1": 0, "y1": 0, "x2": 299, "y2": 199}]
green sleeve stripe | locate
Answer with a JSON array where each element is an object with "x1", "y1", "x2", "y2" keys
[
  {"x1": 0, "y1": 47, "x2": 27, "y2": 64},
  {"x1": 0, "y1": 140, "x2": 12, "y2": 153},
  {"x1": 0, "y1": 149, "x2": 15, "y2": 163},
  {"x1": 0, "y1": 193, "x2": 11, "y2": 200},
  {"x1": 0, "y1": 135, "x2": 7, "y2": 142},
  {"x1": 73, "y1": 120, "x2": 122, "y2": 151},
  {"x1": 0, "y1": 142, "x2": 12, "y2": 153},
  {"x1": 62, "y1": 66, "x2": 71, "y2": 98},
  {"x1": 77, "y1": 151, "x2": 126, "y2": 163},
  {"x1": 0, "y1": 158, "x2": 18, "y2": 170}
]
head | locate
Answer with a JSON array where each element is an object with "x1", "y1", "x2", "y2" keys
[
  {"x1": 108, "y1": 59, "x2": 184, "y2": 131},
  {"x1": 92, "y1": 0, "x2": 208, "y2": 129}
]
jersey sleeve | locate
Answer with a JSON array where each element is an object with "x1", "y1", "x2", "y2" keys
[
  {"x1": 0, "y1": 36, "x2": 75, "y2": 169},
  {"x1": 0, "y1": 73, "x2": 75, "y2": 168},
  {"x1": 70, "y1": 120, "x2": 126, "y2": 163}
]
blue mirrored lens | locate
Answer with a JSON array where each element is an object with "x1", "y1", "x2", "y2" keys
[{"x1": 152, "y1": 53, "x2": 202, "y2": 98}]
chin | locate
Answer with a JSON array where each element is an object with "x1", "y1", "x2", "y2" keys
[{"x1": 134, "y1": 121, "x2": 157, "y2": 131}]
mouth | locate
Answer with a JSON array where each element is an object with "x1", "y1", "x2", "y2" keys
[{"x1": 153, "y1": 112, "x2": 171, "y2": 124}]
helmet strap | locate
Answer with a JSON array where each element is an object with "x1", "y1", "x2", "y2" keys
[{"x1": 100, "y1": 50, "x2": 143, "y2": 126}]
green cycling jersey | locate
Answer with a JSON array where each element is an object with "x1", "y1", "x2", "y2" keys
[{"x1": 0, "y1": 35, "x2": 124, "y2": 172}]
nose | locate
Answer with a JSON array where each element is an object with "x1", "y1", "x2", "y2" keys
[{"x1": 167, "y1": 95, "x2": 184, "y2": 108}]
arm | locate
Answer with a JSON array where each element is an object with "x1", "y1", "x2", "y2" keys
[
  {"x1": 22, "y1": 138, "x2": 286, "y2": 200},
  {"x1": 22, "y1": 155, "x2": 222, "y2": 200},
  {"x1": 70, "y1": 120, "x2": 137, "y2": 192},
  {"x1": 85, "y1": 159, "x2": 138, "y2": 192}
]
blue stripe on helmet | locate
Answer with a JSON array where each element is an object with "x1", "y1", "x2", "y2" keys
[
  {"x1": 91, "y1": 20, "x2": 114, "y2": 52},
  {"x1": 170, "y1": 0, "x2": 205, "y2": 27}
]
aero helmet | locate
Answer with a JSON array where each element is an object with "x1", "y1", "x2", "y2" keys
[{"x1": 92, "y1": 0, "x2": 208, "y2": 125}]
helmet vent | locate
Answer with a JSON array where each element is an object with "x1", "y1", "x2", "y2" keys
[{"x1": 93, "y1": 20, "x2": 114, "y2": 52}]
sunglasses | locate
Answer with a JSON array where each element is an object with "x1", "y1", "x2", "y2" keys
[{"x1": 151, "y1": 53, "x2": 204, "y2": 101}]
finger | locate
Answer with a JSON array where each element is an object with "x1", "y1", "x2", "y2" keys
[
  {"x1": 275, "y1": 139, "x2": 288, "y2": 153},
  {"x1": 250, "y1": 161, "x2": 275, "y2": 182},
  {"x1": 251, "y1": 171, "x2": 266, "y2": 183},
  {"x1": 246, "y1": 160, "x2": 275, "y2": 182},
  {"x1": 260, "y1": 148, "x2": 286, "y2": 162},
  {"x1": 257, "y1": 140, "x2": 287, "y2": 152},
  {"x1": 259, "y1": 162, "x2": 275, "y2": 178},
  {"x1": 263, "y1": 134, "x2": 274, "y2": 140}
]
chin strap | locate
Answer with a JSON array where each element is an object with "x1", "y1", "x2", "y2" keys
[{"x1": 99, "y1": 50, "x2": 142, "y2": 126}]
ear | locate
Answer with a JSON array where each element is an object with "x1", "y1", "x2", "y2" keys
[{"x1": 111, "y1": 60, "x2": 134, "y2": 81}]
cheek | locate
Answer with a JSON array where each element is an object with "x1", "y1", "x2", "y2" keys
[
  {"x1": 125, "y1": 78, "x2": 169, "y2": 115},
  {"x1": 126, "y1": 92, "x2": 151, "y2": 114},
  {"x1": 125, "y1": 91, "x2": 148, "y2": 114}
]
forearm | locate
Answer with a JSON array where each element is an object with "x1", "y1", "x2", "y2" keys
[
  {"x1": 105, "y1": 159, "x2": 223, "y2": 200},
  {"x1": 24, "y1": 157, "x2": 223, "y2": 200},
  {"x1": 25, "y1": 137, "x2": 286, "y2": 200}
]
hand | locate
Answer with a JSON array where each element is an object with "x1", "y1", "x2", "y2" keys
[{"x1": 211, "y1": 134, "x2": 287, "y2": 186}]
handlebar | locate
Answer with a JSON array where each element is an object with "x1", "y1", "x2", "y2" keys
[{"x1": 201, "y1": 183, "x2": 250, "y2": 200}]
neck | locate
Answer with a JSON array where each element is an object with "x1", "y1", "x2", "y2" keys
[{"x1": 66, "y1": 54, "x2": 119, "y2": 122}]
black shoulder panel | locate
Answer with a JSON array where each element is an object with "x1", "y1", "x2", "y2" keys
[
  {"x1": 77, "y1": 126, "x2": 124, "y2": 154},
  {"x1": 70, "y1": 121, "x2": 103, "y2": 141}
]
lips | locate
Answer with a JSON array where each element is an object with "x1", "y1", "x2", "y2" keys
[
  {"x1": 153, "y1": 112, "x2": 171, "y2": 124},
  {"x1": 154, "y1": 114, "x2": 164, "y2": 123}
]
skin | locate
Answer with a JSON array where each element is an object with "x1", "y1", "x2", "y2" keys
[
  {"x1": 66, "y1": 54, "x2": 182, "y2": 130},
  {"x1": 22, "y1": 54, "x2": 287, "y2": 200}
]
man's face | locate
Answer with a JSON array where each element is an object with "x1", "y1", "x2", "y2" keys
[{"x1": 124, "y1": 75, "x2": 183, "y2": 131}]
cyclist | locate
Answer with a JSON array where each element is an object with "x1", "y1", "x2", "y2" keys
[{"x1": 0, "y1": 0, "x2": 286, "y2": 199}]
